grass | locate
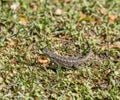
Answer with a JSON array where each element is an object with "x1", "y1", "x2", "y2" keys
[{"x1": 0, "y1": 0, "x2": 120, "y2": 99}]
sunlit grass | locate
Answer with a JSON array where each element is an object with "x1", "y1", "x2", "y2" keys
[{"x1": 0, "y1": 0, "x2": 120, "y2": 99}]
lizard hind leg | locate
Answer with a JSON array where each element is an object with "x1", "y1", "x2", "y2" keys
[
  {"x1": 63, "y1": 65, "x2": 73, "y2": 70},
  {"x1": 50, "y1": 58, "x2": 62, "y2": 69}
]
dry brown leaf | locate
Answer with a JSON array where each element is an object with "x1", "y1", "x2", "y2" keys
[
  {"x1": 8, "y1": 40, "x2": 17, "y2": 48},
  {"x1": 0, "y1": 84, "x2": 4, "y2": 90},
  {"x1": 83, "y1": 31, "x2": 96, "y2": 39},
  {"x1": 79, "y1": 13, "x2": 86, "y2": 20},
  {"x1": 109, "y1": 15, "x2": 117, "y2": 24},
  {"x1": 29, "y1": 2, "x2": 37, "y2": 11},
  {"x1": 83, "y1": 32, "x2": 90, "y2": 38},
  {"x1": 101, "y1": 43, "x2": 120, "y2": 50},
  {"x1": 55, "y1": 0, "x2": 59, "y2": 3},
  {"x1": 37, "y1": 55, "x2": 50, "y2": 67},
  {"x1": 11, "y1": 58, "x2": 17, "y2": 64},
  {"x1": 19, "y1": 14, "x2": 29, "y2": 25},
  {"x1": 101, "y1": 45, "x2": 107, "y2": 50},
  {"x1": 100, "y1": 8, "x2": 108, "y2": 14}
]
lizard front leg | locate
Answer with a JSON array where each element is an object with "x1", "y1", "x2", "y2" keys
[
  {"x1": 72, "y1": 64, "x2": 80, "y2": 70},
  {"x1": 50, "y1": 58, "x2": 61, "y2": 69}
]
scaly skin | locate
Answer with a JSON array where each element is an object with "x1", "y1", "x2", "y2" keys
[{"x1": 42, "y1": 47, "x2": 92, "y2": 69}]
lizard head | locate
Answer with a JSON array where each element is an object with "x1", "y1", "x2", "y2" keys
[{"x1": 42, "y1": 48, "x2": 52, "y2": 56}]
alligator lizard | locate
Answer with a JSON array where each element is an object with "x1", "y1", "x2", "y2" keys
[{"x1": 42, "y1": 47, "x2": 92, "y2": 70}]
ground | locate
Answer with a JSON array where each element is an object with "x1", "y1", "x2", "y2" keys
[{"x1": 0, "y1": 0, "x2": 120, "y2": 99}]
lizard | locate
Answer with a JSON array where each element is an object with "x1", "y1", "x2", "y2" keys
[{"x1": 42, "y1": 45, "x2": 92, "y2": 70}]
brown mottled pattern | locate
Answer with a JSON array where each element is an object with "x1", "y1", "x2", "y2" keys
[{"x1": 42, "y1": 48, "x2": 92, "y2": 69}]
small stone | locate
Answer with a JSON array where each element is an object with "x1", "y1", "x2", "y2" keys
[{"x1": 55, "y1": 9, "x2": 63, "y2": 15}]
